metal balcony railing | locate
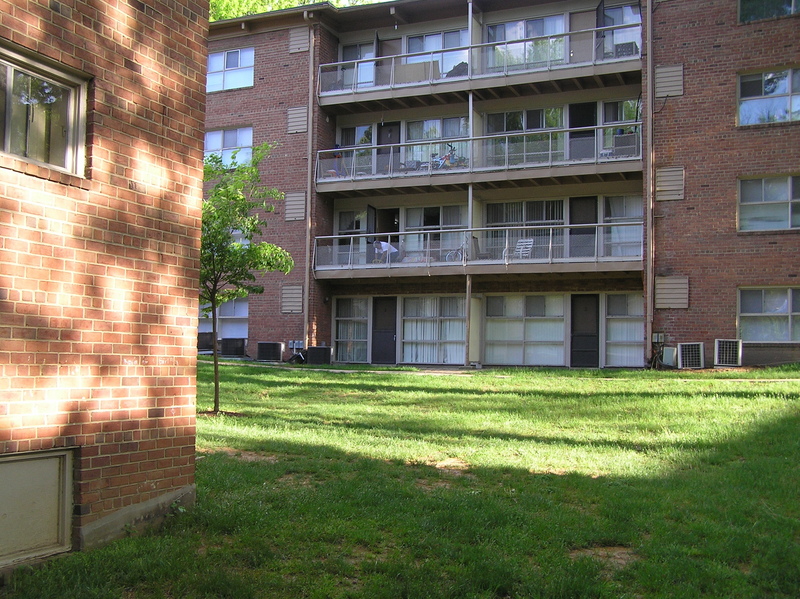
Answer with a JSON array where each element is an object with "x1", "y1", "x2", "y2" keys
[
  {"x1": 318, "y1": 23, "x2": 641, "y2": 96},
  {"x1": 313, "y1": 224, "x2": 643, "y2": 272},
  {"x1": 316, "y1": 124, "x2": 641, "y2": 183}
]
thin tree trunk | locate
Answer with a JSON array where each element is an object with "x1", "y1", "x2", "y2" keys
[{"x1": 211, "y1": 297, "x2": 220, "y2": 414}]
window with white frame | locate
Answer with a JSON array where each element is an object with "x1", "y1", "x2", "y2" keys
[
  {"x1": 740, "y1": 288, "x2": 800, "y2": 342},
  {"x1": 484, "y1": 294, "x2": 566, "y2": 366},
  {"x1": 341, "y1": 42, "x2": 375, "y2": 88},
  {"x1": 485, "y1": 108, "x2": 563, "y2": 134},
  {"x1": 487, "y1": 15, "x2": 566, "y2": 68},
  {"x1": 603, "y1": 196, "x2": 643, "y2": 256},
  {"x1": 485, "y1": 199, "x2": 565, "y2": 258},
  {"x1": 404, "y1": 205, "x2": 466, "y2": 256},
  {"x1": 402, "y1": 296, "x2": 465, "y2": 364},
  {"x1": 207, "y1": 48, "x2": 254, "y2": 93},
  {"x1": 739, "y1": 176, "x2": 800, "y2": 230},
  {"x1": 605, "y1": 293, "x2": 645, "y2": 367},
  {"x1": 0, "y1": 46, "x2": 86, "y2": 174},
  {"x1": 739, "y1": 69, "x2": 800, "y2": 125},
  {"x1": 407, "y1": 29, "x2": 468, "y2": 76},
  {"x1": 198, "y1": 297, "x2": 249, "y2": 339},
  {"x1": 485, "y1": 108, "x2": 565, "y2": 166},
  {"x1": 334, "y1": 210, "x2": 367, "y2": 265},
  {"x1": 340, "y1": 125, "x2": 372, "y2": 147},
  {"x1": 335, "y1": 298, "x2": 369, "y2": 362},
  {"x1": 406, "y1": 116, "x2": 468, "y2": 165},
  {"x1": 600, "y1": 4, "x2": 642, "y2": 58},
  {"x1": 602, "y1": 99, "x2": 641, "y2": 157},
  {"x1": 740, "y1": 0, "x2": 799, "y2": 22},
  {"x1": 204, "y1": 127, "x2": 253, "y2": 166}
]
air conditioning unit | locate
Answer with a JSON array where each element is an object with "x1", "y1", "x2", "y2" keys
[
  {"x1": 714, "y1": 339, "x2": 742, "y2": 367},
  {"x1": 677, "y1": 342, "x2": 704, "y2": 369},
  {"x1": 661, "y1": 346, "x2": 677, "y2": 367},
  {"x1": 306, "y1": 346, "x2": 332, "y2": 365},
  {"x1": 257, "y1": 342, "x2": 285, "y2": 362},
  {"x1": 220, "y1": 338, "x2": 246, "y2": 356},
  {"x1": 614, "y1": 41, "x2": 639, "y2": 58},
  {"x1": 197, "y1": 332, "x2": 214, "y2": 352}
]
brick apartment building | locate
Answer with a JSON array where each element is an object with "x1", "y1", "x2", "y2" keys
[
  {"x1": 204, "y1": 0, "x2": 799, "y2": 369},
  {"x1": 1, "y1": 0, "x2": 206, "y2": 571}
]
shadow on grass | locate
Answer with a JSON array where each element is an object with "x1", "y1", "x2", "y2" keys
[{"x1": 5, "y1": 407, "x2": 799, "y2": 599}]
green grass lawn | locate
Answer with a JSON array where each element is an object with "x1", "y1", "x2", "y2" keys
[{"x1": 4, "y1": 363, "x2": 800, "y2": 598}]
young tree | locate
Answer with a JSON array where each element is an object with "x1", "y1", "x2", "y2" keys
[{"x1": 201, "y1": 142, "x2": 294, "y2": 414}]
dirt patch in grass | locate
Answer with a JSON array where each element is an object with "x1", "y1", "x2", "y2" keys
[
  {"x1": 569, "y1": 545, "x2": 639, "y2": 578},
  {"x1": 197, "y1": 447, "x2": 279, "y2": 463},
  {"x1": 435, "y1": 457, "x2": 471, "y2": 472},
  {"x1": 276, "y1": 473, "x2": 316, "y2": 487}
]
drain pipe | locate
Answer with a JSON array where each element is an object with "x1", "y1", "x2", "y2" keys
[
  {"x1": 303, "y1": 12, "x2": 315, "y2": 348},
  {"x1": 644, "y1": 0, "x2": 655, "y2": 360}
]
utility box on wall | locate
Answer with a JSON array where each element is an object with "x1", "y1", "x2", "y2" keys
[{"x1": 0, "y1": 450, "x2": 73, "y2": 569}]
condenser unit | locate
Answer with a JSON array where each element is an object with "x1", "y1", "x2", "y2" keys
[
  {"x1": 220, "y1": 338, "x2": 246, "y2": 356},
  {"x1": 677, "y1": 342, "x2": 704, "y2": 369},
  {"x1": 714, "y1": 339, "x2": 742, "y2": 368},
  {"x1": 257, "y1": 342, "x2": 285, "y2": 362},
  {"x1": 661, "y1": 346, "x2": 677, "y2": 367}
]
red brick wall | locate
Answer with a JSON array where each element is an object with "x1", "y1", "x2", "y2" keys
[
  {"x1": 647, "y1": 1, "x2": 800, "y2": 358},
  {"x1": 206, "y1": 24, "x2": 313, "y2": 357},
  {"x1": 0, "y1": 0, "x2": 206, "y2": 546}
]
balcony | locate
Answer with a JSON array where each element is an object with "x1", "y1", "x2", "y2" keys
[
  {"x1": 313, "y1": 224, "x2": 643, "y2": 280},
  {"x1": 316, "y1": 124, "x2": 641, "y2": 191},
  {"x1": 318, "y1": 23, "x2": 641, "y2": 106}
]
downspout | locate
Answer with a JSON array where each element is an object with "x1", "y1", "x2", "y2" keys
[
  {"x1": 303, "y1": 11, "x2": 315, "y2": 348},
  {"x1": 465, "y1": 273, "x2": 472, "y2": 367},
  {"x1": 644, "y1": 0, "x2": 655, "y2": 360},
  {"x1": 465, "y1": 183, "x2": 473, "y2": 367}
]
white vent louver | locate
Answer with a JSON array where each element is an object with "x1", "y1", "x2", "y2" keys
[
  {"x1": 714, "y1": 339, "x2": 742, "y2": 367},
  {"x1": 677, "y1": 342, "x2": 704, "y2": 369}
]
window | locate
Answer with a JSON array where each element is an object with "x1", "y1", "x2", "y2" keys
[
  {"x1": 485, "y1": 108, "x2": 565, "y2": 166},
  {"x1": 404, "y1": 205, "x2": 466, "y2": 255},
  {"x1": 406, "y1": 117, "x2": 468, "y2": 164},
  {"x1": 487, "y1": 15, "x2": 566, "y2": 67},
  {"x1": 335, "y1": 298, "x2": 368, "y2": 362},
  {"x1": 402, "y1": 296, "x2": 465, "y2": 364},
  {"x1": 740, "y1": 176, "x2": 800, "y2": 230},
  {"x1": 207, "y1": 48, "x2": 254, "y2": 92},
  {"x1": 407, "y1": 117, "x2": 467, "y2": 141},
  {"x1": 341, "y1": 43, "x2": 375, "y2": 88},
  {"x1": 600, "y1": 5, "x2": 642, "y2": 58},
  {"x1": 605, "y1": 293, "x2": 645, "y2": 367},
  {"x1": 740, "y1": 288, "x2": 800, "y2": 342},
  {"x1": 602, "y1": 100, "x2": 640, "y2": 157},
  {"x1": 603, "y1": 196, "x2": 643, "y2": 256},
  {"x1": 340, "y1": 125, "x2": 372, "y2": 147},
  {"x1": 204, "y1": 127, "x2": 253, "y2": 166},
  {"x1": 407, "y1": 29, "x2": 468, "y2": 75},
  {"x1": 486, "y1": 200, "x2": 565, "y2": 258},
  {"x1": 484, "y1": 294, "x2": 565, "y2": 366},
  {"x1": 0, "y1": 46, "x2": 86, "y2": 173},
  {"x1": 740, "y1": 0, "x2": 799, "y2": 22},
  {"x1": 739, "y1": 69, "x2": 800, "y2": 125}
]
